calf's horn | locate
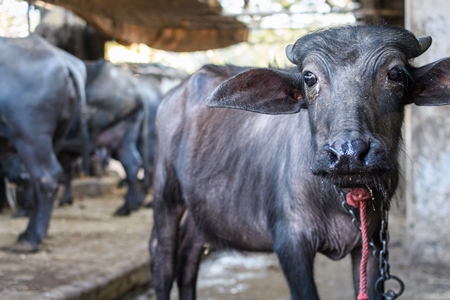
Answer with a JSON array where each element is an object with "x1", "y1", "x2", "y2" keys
[
  {"x1": 416, "y1": 36, "x2": 432, "y2": 57},
  {"x1": 285, "y1": 44, "x2": 296, "y2": 64}
]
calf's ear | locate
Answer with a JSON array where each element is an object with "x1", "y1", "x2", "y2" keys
[
  {"x1": 410, "y1": 58, "x2": 450, "y2": 106},
  {"x1": 206, "y1": 68, "x2": 305, "y2": 115}
]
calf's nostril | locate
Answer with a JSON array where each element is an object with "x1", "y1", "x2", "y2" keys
[
  {"x1": 351, "y1": 139, "x2": 370, "y2": 161},
  {"x1": 324, "y1": 144, "x2": 340, "y2": 164}
]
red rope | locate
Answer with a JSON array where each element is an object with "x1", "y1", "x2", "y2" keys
[{"x1": 346, "y1": 188, "x2": 371, "y2": 300}]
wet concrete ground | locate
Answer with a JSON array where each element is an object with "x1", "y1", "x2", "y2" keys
[{"x1": 1, "y1": 177, "x2": 450, "y2": 300}]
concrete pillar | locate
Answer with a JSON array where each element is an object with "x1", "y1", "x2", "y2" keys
[{"x1": 405, "y1": 0, "x2": 450, "y2": 264}]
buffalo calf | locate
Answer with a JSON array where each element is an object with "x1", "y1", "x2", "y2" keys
[{"x1": 150, "y1": 25, "x2": 450, "y2": 300}]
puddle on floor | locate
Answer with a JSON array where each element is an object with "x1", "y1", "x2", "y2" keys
[{"x1": 139, "y1": 250, "x2": 354, "y2": 300}]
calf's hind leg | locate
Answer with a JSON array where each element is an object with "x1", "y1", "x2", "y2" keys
[
  {"x1": 176, "y1": 212, "x2": 206, "y2": 300},
  {"x1": 150, "y1": 168, "x2": 185, "y2": 300}
]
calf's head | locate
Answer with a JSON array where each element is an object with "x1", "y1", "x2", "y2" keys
[{"x1": 206, "y1": 25, "x2": 450, "y2": 192}]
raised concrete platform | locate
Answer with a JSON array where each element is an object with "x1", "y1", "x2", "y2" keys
[{"x1": 0, "y1": 178, "x2": 153, "y2": 300}]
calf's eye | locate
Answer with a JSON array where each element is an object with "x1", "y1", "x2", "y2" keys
[
  {"x1": 388, "y1": 66, "x2": 405, "y2": 82},
  {"x1": 303, "y1": 71, "x2": 317, "y2": 87}
]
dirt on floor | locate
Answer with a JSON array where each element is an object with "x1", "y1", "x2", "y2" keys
[{"x1": 0, "y1": 177, "x2": 450, "y2": 300}]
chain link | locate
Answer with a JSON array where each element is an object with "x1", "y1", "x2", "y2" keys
[
  {"x1": 374, "y1": 199, "x2": 404, "y2": 299},
  {"x1": 338, "y1": 188, "x2": 404, "y2": 299}
]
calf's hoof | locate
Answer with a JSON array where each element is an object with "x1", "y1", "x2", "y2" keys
[
  {"x1": 58, "y1": 197, "x2": 73, "y2": 207},
  {"x1": 12, "y1": 239, "x2": 39, "y2": 253},
  {"x1": 11, "y1": 208, "x2": 30, "y2": 218},
  {"x1": 114, "y1": 206, "x2": 131, "y2": 216}
]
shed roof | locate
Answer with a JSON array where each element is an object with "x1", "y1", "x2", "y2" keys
[{"x1": 42, "y1": 0, "x2": 249, "y2": 52}]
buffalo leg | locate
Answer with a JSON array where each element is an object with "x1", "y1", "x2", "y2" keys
[
  {"x1": 57, "y1": 155, "x2": 76, "y2": 207},
  {"x1": 58, "y1": 166, "x2": 74, "y2": 207},
  {"x1": 114, "y1": 142, "x2": 142, "y2": 216},
  {"x1": 274, "y1": 231, "x2": 319, "y2": 300},
  {"x1": 177, "y1": 212, "x2": 206, "y2": 300},
  {"x1": 351, "y1": 245, "x2": 383, "y2": 300},
  {"x1": 150, "y1": 168, "x2": 185, "y2": 300},
  {"x1": 14, "y1": 138, "x2": 62, "y2": 252},
  {"x1": 0, "y1": 177, "x2": 5, "y2": 213},
  {"x1": 12, "y1": 181, "x2": 34, "y2": 218}
]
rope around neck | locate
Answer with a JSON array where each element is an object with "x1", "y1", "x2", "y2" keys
[{"x1": 346, "y1": 188, "x2": 371, "y2": 300}]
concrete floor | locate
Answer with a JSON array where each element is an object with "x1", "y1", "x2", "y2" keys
[{"x1": 0, "y1": 179, "x2": 152, "y2": 300}]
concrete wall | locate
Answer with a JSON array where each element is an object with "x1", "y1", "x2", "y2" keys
[{"x1": 405, "y1": 0, "x2": 450, "y2": 264}]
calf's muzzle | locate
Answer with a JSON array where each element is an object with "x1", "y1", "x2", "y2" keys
[{"x1": 324, "y1": 138, "x2": 371, "y2": 172}]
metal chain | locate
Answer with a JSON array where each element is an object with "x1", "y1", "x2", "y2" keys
[
  {"x1": 338, "y1": 188, "x2": 404, "y2": 299},
  {"x1": 373, "y1": 199, "x2": 404, "y2": 300}
]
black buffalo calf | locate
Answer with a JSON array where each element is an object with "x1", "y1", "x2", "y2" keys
[{"x1": 150, "y1": 25, "x2": 450, "y2": 300}]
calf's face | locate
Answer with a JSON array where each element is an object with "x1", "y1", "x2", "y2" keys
[
  {"x1": 206, "y1": 25, "x2": 450, "y2": 192},
  {"x1": 287, "y1": 27, "x2": 430, "y2": 189}
]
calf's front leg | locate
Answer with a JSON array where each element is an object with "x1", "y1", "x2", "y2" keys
[{"x1": 274, "y1": 230, "x2": 319, "y2": 300}]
